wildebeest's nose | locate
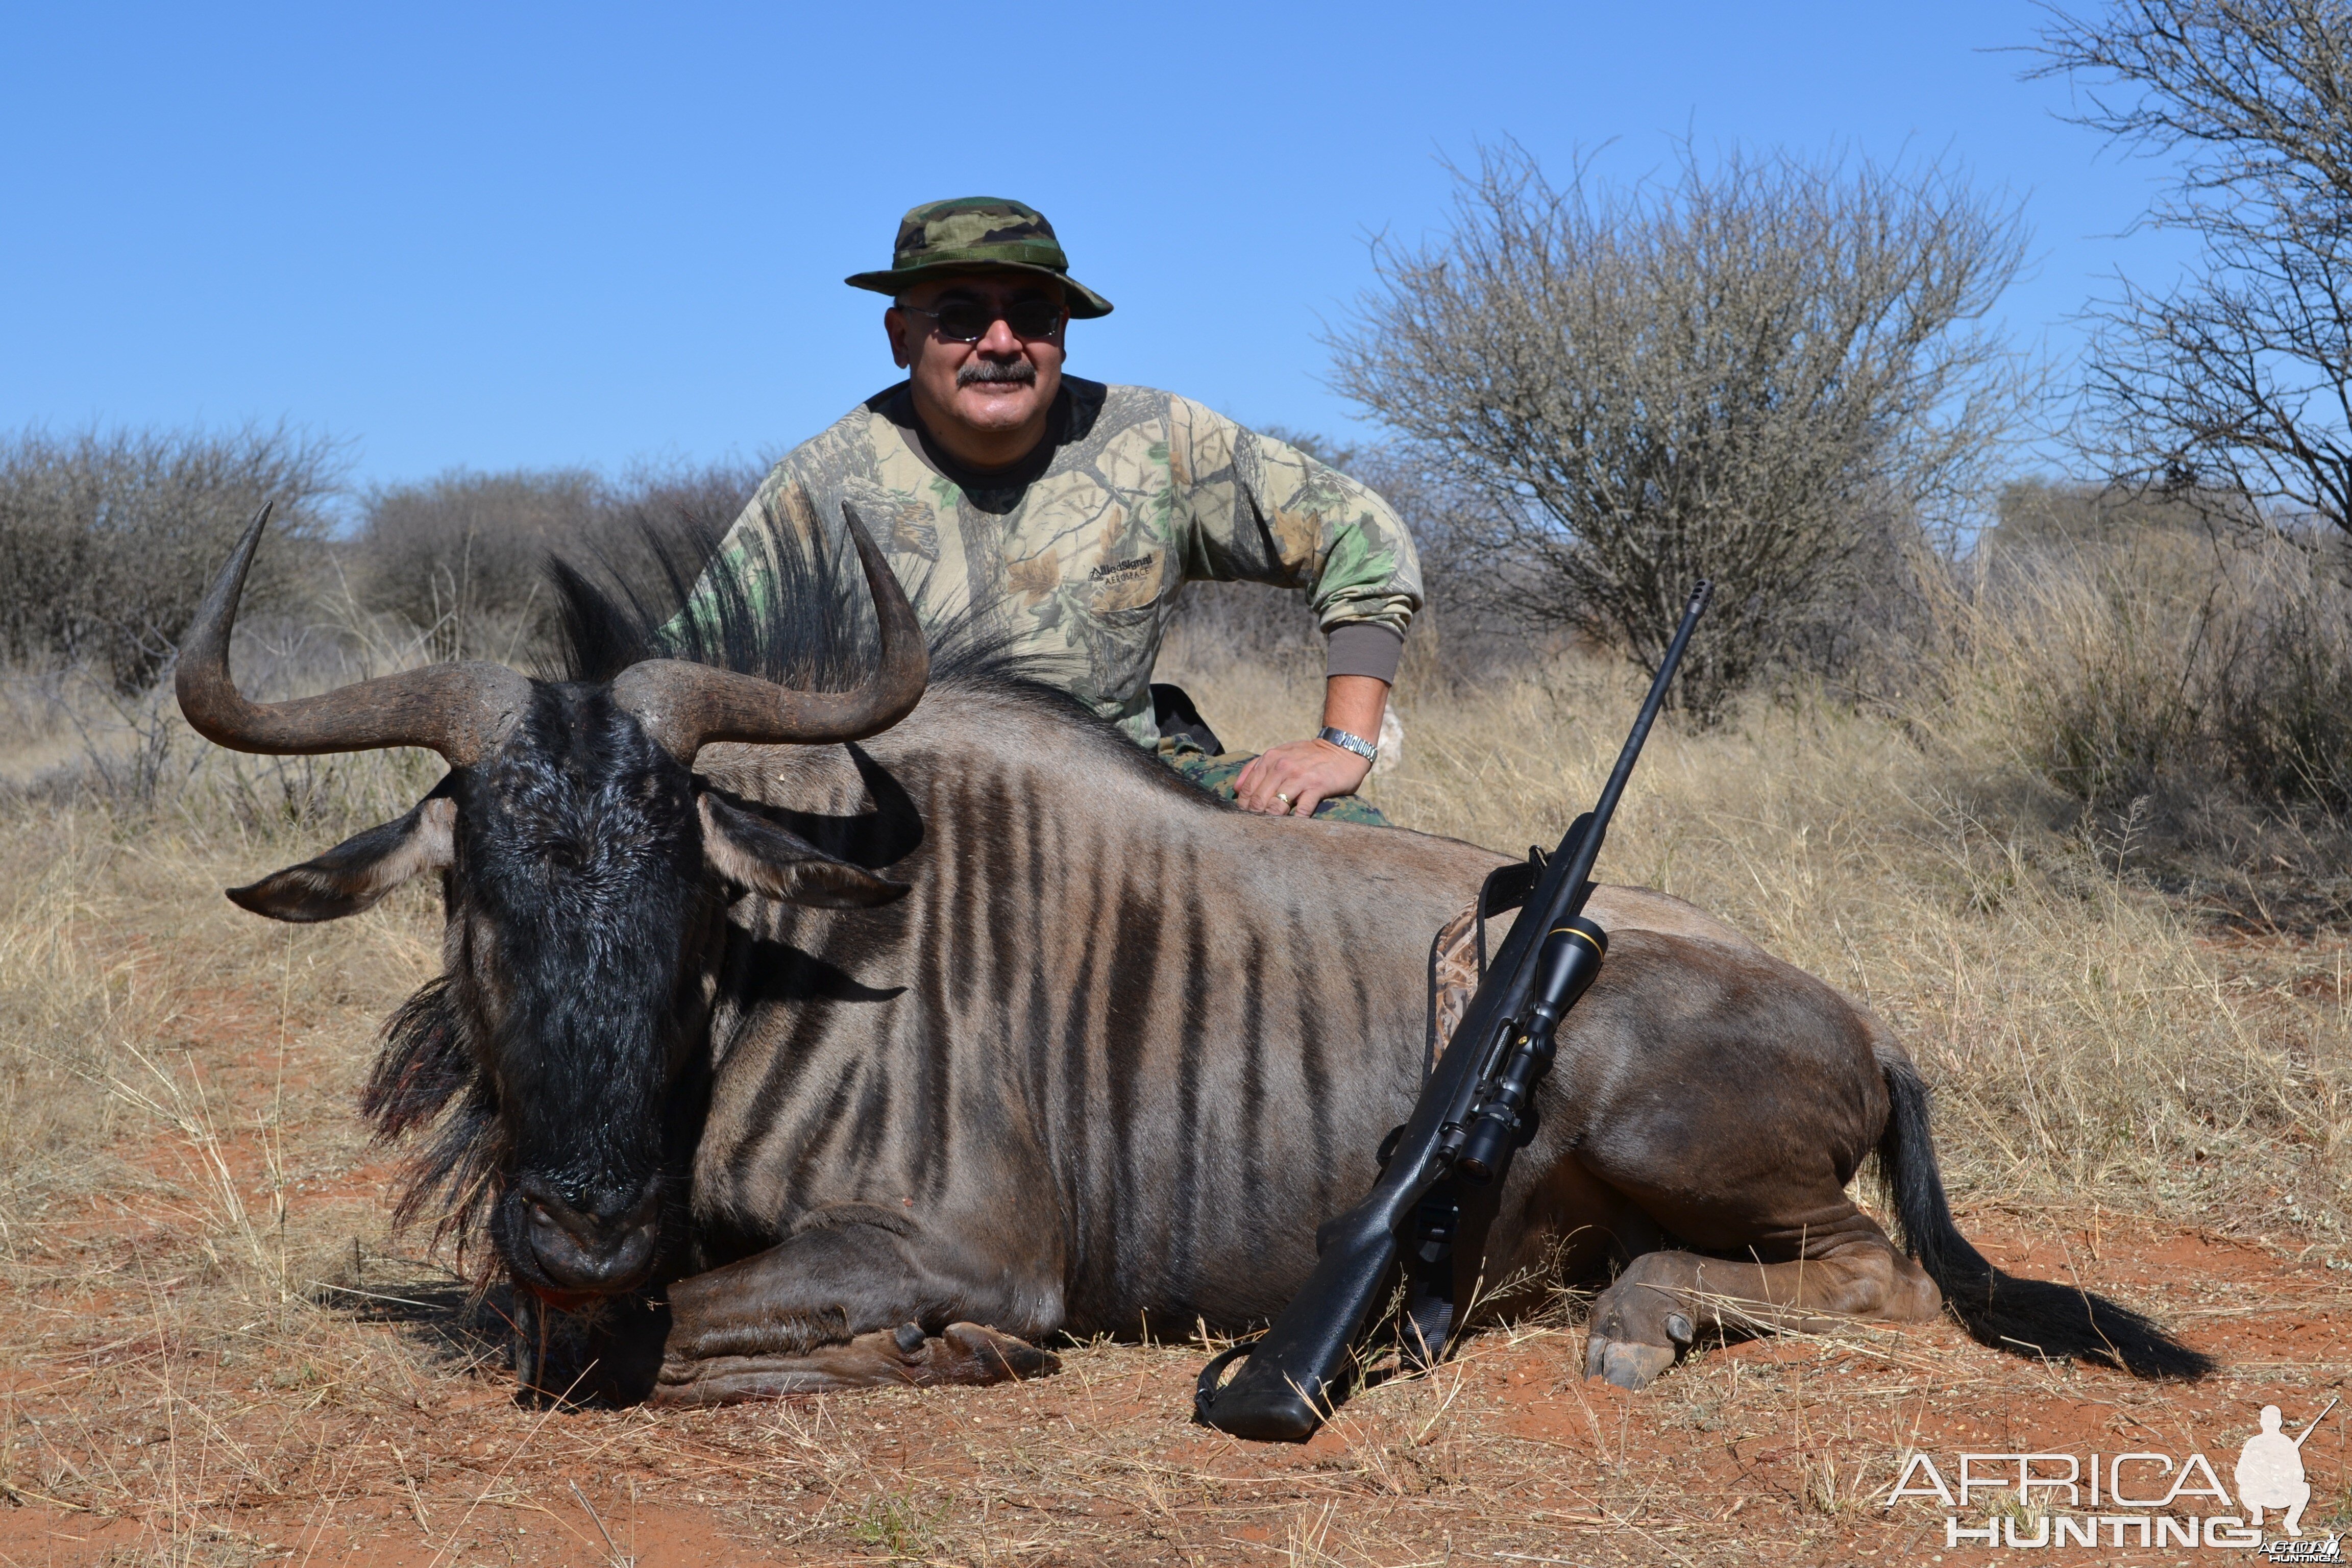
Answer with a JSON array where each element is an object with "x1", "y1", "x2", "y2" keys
[{"x1": 516, "y1": 1175, "x2": 659, "y2": 1295}]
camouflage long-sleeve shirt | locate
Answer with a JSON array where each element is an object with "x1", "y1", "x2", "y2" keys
[{"x1": 684, "y1": 378, "x2": 1422, "y2": 748}]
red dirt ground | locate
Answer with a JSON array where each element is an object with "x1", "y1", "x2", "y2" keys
[{"x1": 4, "y1": 1210, "x2": 2347, "y2": 1566}]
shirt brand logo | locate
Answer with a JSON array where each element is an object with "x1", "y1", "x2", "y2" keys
[{"x1": 1089, "y1": 554, "x2": 1156, "y2": 583}]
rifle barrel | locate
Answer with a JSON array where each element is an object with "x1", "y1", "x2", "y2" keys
[{"x1": 1549, "y1": 581, "x2": 1712, "y2": 911}]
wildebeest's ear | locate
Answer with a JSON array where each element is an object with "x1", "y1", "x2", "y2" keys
[
  {"x1": 699, "y1": 793, "x2": 909, "y2": 909},
  {"x1": 227, "y1": 796, "x2": 457, "y2": 923}
]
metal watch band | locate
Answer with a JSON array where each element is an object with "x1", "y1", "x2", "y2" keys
[{"x1": 1318, "y1": 725, "x2": 1379, "y2": 763}]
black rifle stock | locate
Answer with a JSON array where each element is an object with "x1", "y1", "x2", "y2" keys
[{"x1": 1194, "y1": 582, "x2": 1712, "y2": 1442}]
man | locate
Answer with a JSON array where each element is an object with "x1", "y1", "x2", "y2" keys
[{"x1": 688, "y1": 197, "x2": 1420, "y2": 821}]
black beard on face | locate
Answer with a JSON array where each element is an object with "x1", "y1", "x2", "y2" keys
[{"x1": 957, "y1": 357, "x2": 1037, "y2": 387}]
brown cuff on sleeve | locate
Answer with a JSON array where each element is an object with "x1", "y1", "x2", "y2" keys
[{"x1": 1325, "y1": 623, "x2": 1405, "y2": 684}]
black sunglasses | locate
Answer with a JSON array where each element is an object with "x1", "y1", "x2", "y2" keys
[{"x1": 897, "y1": 297, "x2": 1066, "y2": 342}]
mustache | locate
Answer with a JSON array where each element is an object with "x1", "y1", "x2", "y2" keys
[{"x1": 957, "y1": 357, "x2": 1038, "y2": 387}]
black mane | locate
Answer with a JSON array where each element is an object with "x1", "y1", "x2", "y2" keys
[
  {"x1": 542, "y1": 510, "x2": 1036, "y2": 695},
  {"x1": 538, "y1": 508, "x2": 1203, "y2": 796}
]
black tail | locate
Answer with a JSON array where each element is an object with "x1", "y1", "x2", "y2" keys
[{"x1": 1876, "y1": 1055, "x2": 2214, "y2": 1379}]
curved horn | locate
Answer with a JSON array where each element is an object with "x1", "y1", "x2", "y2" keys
[
  {"x1": 609, "y1": 504, "x2": 929, "y2": 761},
  {"x1": 176, "y1": 504, "x2": 533, "y2": 764}
]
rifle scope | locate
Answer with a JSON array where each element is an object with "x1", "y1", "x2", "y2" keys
[{"x1": 1453, "y1": 914, "x2": 1607, "y2": 1183}]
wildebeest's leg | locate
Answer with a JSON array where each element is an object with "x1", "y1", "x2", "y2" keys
[
  {"x1": 1541, "y1": 937, "x2": 1948, "y2": 1389},
  {"x1": 1582, "y1": 1208, "x2": 1940, "y2": 1389},
  {"x1": 651, "y1": 1205, "x2": 1060, "y2": 1405},
  {"x1": 652, "y1": 1321, "x2": 1057, "y2": 1405}
]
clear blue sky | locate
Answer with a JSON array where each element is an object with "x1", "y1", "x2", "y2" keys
[{"x1": 2, "y1": 2, "x2": 2185, "y2": 494}]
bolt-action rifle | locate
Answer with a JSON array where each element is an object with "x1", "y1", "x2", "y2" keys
[{"x1": 1194, "y1": 581, "x2": 1712, "y2": 1442}]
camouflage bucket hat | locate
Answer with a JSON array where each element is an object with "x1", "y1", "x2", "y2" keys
[{"x1": 845, "y1": 197, "x2": 1114, "y2": 319}]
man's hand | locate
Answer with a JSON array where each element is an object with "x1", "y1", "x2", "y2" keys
[
  {"x1": 1235, "y1": 674, "x2": 1389, "y2": 817},
  {"x1": 1236, "y1": 738, "x2": 1372, "y2": 817}
]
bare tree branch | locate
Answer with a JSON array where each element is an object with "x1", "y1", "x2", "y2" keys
[
  {"x1": 1328, "y1": 143, "x2": 2031, "y2": 715},
  {"x1": 2036, "y1": 0, "x2": 2352, "y2": 528}
]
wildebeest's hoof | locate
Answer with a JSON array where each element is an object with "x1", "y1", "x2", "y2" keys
[
  {"x1": 1585, "y1": 1334, "x2": 1677, "y2": 1390},
  {"x1": 935, "y1": 1321, "x2": 1060, "y2": 1382}
]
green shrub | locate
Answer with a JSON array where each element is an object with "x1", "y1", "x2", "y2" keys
[{"x1": 0, "y1": 425, "x2": 344, "y2": 691}]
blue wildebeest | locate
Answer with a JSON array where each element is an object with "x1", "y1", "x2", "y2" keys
[{"x1": 176, "y1": 508, "x2": 2209, "y2": 1407}]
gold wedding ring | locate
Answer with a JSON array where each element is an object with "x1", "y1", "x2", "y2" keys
[{"x1": 1275, "y1": 792, "x2": 1293, "y2": 808}]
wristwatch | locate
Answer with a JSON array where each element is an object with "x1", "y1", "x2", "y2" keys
[{"x1": 1318, "y1": 725, "x2": 1379, "y2": 764}]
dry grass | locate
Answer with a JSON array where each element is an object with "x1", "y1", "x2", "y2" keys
[
  {"x1": 4, "y1": 642, "x2": 2351, "y2": 1564},
  {"x1": 1906, "y1": 527, "x2": 2352, "y2": 926}
]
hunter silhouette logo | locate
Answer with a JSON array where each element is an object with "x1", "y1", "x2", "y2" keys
[
  {"x1": 2240, "y1": 1398, "x2": 2333, "y2": 1539},
  {"x1": 1884, "y1": 1398, "x2": 2341, "y2": 1554}
]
